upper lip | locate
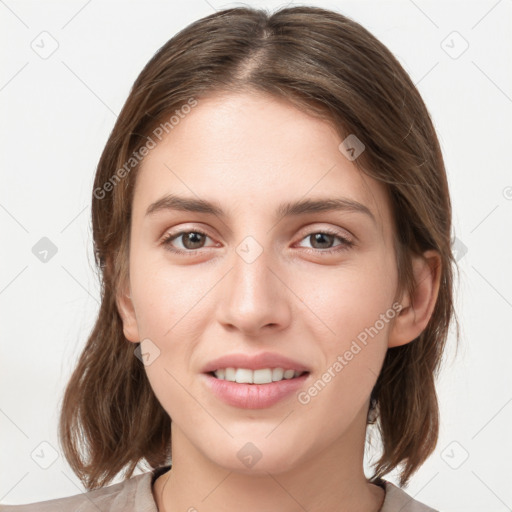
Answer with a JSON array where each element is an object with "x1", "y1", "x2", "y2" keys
[{"x1": 202, "y1": 352, "x2": 311, "y2": 373}]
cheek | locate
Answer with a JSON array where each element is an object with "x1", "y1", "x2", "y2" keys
[
  {"x1": 296, "y1": 270, "x2": 395, "y2": 423},
  {"x1": 127, "y1": 251, "x2": 215, "y2": 394},
  {"x1": 128, "y1": 250, "x2": 206, "y2": 337},
  {"x1": 297, "y1": 253, "x2": 397, "y2": 395},
  {"x1": 303, "y1": 253, "x2": 398, "y2": 340}
]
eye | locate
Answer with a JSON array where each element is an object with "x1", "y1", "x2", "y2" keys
[
  {"x1": 161, "y1": 230, "x2": 217, "y2": 254},
  {"x1": 296, "y1": 230, "x2": 354, "y2": 254}
]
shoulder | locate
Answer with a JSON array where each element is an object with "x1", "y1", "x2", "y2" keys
[
  {"x1": 0, "y1": 471, "x2": 157, "y2": 512},
  {"x1": 381, "y1": 480, "x2": 439, "y2": 512}
]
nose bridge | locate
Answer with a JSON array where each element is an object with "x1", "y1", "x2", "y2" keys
[
  {"x1": 231, "y1": 237, "x2": 278, "y2": 307},
  {"x1": 217, "y1": 234, "x2": 291, "y2": 332}
]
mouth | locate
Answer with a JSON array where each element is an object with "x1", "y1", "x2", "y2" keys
[
  {"x1": 203, "y1": 369, "x2": 311, "y2": 409},
  {"x1": 207, "y1": 368, "x2": 310, "y2": 384}
]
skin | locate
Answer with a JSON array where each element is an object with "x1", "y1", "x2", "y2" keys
[{"x1": 117, "y1": 91, "x2": 441, "y2": 512}]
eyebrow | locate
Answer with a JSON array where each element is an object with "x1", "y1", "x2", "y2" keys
[{"x1": 145, "y1": 193, "x2": 376, "y2": 223}]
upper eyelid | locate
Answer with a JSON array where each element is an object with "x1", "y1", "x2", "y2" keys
[
  {"x1": 163, "y1": 223, "x2": 352, "y2": 237},
  {"x1": 296, "y1": 223, "x2": 354, "y2": 241}
]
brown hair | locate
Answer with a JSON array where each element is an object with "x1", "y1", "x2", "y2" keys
[{"x1": 58, "y1": 5, "x2": 457, "y2": 490}]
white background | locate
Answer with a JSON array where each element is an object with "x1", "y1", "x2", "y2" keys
[{"x1": 1, "y1": 1, "x2": 511, "y2": 510}]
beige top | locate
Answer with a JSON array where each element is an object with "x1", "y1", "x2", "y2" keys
[{"x1": 0, "y1": 466, "x2": 438, "y2": 511}]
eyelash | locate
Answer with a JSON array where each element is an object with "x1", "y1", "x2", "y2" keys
[{"x1": 160, "y1": 228, "x2": 354, "y2": 257}]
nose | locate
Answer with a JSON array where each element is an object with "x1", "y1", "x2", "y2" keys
[{"x1": 216, "y1": 245, "x2": 292, "y2": 336}]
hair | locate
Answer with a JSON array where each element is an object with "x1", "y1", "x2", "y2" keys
[{"x1": 58, "y1": 5, "x2": 457, "y2": 490}]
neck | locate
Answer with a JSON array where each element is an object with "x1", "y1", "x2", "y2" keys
[{"x1": 154, "y1": 411, "x2": 384, "y2": 512}]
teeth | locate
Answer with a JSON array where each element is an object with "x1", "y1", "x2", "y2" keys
[{"x1": 213, "y1": 367, "x2": 303, "y2": 384}]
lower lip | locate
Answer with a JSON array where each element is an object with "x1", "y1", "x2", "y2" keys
[{"x1": 202, "y1": 372, "x2": 309, "y2": 409}]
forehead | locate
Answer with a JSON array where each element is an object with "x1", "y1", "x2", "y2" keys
[{"x1": 133, "y1": 91, "x2": 392, "y2": 230}]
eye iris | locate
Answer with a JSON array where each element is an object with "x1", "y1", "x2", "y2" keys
[
  {"x1": 310, "y1": 233, "x2": 334, "y2": 249},
  {"x1": 183, "y1": 232, "x2": 205, "y2": 249}
]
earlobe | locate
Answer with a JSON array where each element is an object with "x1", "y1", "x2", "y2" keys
[
  {"x1": 388, "y1": 250, "x2": 441, "y2": 348},
  {"x1": 116, "y1": 282, "x2": 140, "y2": 343}
]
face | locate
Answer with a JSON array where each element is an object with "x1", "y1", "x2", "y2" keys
[{"x1": 120, "y1": 91, "x2": 401, "y2": 474}]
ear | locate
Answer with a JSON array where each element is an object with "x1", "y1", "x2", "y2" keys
[
  {"x1": 116, "y1": 278, "x2": 140, "y2": 343},
  {"x1": 388, "y1": 249, "x2": 442, "y2": 348}
]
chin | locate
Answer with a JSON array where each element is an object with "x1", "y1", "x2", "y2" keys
[{"x1": 203, "y1": 438, "x2": 306, "y2": 476}]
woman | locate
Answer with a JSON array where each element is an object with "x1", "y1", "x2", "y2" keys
[{"x1": 1, "y1": 5, "x2": 455, "y2": 511}]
